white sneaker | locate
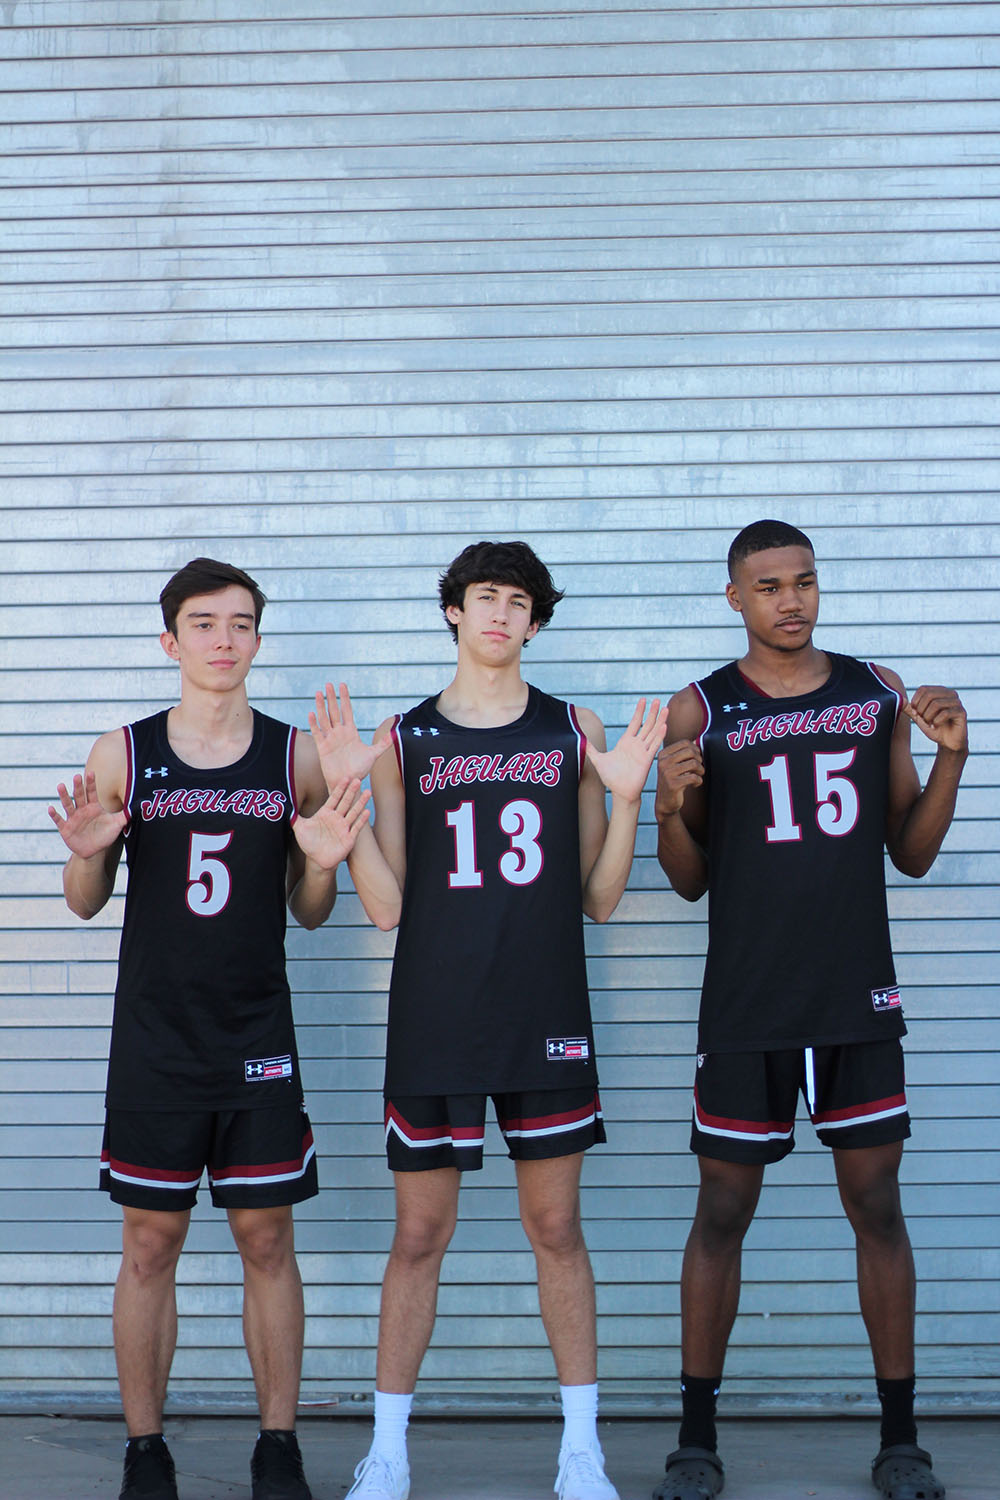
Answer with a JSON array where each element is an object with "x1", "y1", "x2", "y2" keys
[
  {"x1": 555, "y1": 1444, "x2": 620, "y2": 1500},
  {"x1": 345, "y1": 1451, "x2": 410, "y2": 1500}
]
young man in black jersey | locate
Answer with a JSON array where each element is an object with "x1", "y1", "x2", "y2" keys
[
  {"x1": 49, "y1": 558, "x2": 371, "y2": 1500},
  {"x1": 309, "y1": 540, "x2": 667, "y2": 1500},
  {"x1": 652, "y1": 520, "x2": 968, "y2": 1500}
]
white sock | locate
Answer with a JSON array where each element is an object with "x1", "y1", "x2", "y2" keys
[
  {"x1": 371, "y1": 1389, "x2": 412, "y2": 1463},
  {"x1": 559, "y1": 1381, "x2": 600, "y2": 1452}
]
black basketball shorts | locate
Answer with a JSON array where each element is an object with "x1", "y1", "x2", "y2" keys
[
  {"x1": 691, "y1": 1039, "x2": 911, "y2": 1164},
  {"x1": 384, "y1": 1087, "x2": 606, "y2": 1171},
  {"x1": 100, "y1": 1101, "x2": 319, "y2": 1210}
]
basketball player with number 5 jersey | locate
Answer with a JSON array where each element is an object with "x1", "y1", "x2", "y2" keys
[
  {"x1": 50, "y1": 558, "x2": 371, "y2": 1500},
  {"x1": 652, "y1": 520, "x2": 968, "y2": 1500},
  {"x1": 309, "y1": 540, "x2": 667, "y2": 1500}
]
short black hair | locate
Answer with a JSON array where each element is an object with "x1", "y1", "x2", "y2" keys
[
  {"x1": 159, "y1": 558, "x2": 267, "y2": 635},
  {"x1": 728, "y1": 519, "x2": 815, "y2": 579},
  {"x1": 438, "y1": 540, "x2": 564, "y2": 643}
]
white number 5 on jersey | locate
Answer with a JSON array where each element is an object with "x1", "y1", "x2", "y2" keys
[{"x1": 186, "y1": 830, "x2": 234, "y2": 915}]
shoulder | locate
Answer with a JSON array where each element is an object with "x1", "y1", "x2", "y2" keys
[
  {"x1": 572, "y1": 703, "x2": 604, "y2": 747},
  {"x1": 866, "y1": 662, "x2": 906, "y2": 696},
  {"x1": 666, "y1": 682, "x2": 708, "y2": 743},
  {"x1": 75, "y1": 726, "x2": 129, "y2": 812}
]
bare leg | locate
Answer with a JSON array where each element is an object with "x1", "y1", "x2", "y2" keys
[
  {"x1": 114, "y1": 1207, "x2": 190, "y2": 1436},
  {"x1": 680, "y1": 1157, "x2": 764, "y2": 1375},
  {"x1": 516, "y1": 1153, "x2": 597, "y2": 1385},
  {"x1": 228, "y1": 1205, "x2": 304, "y2": 1428},
  {"x1": 375, "y1": 1169, "x2": 460, "y2": 1392},
  {"x1": 834, "y1": 1142, "x2": 915, "y2": 1377}
]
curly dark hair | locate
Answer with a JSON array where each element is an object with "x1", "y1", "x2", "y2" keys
[{"x1": 438, "y1": 540, "x2": 565, "y2": 643}]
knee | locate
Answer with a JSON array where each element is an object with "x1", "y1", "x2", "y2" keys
[
  {"x1": 391, "y1": 1208, "x2": 455, "y2": 1266},
  {"x1": 521, "y1": 1200, "x2": 584, "y2": 1259},
  {"x1": 692, "y1": 1178, "x2": 759, "y2": 1250},
  {"x1": 121, "y1": 1215, "x2": 187, "y2": 1282},
  {"x1": 233, "y1": 1213, "x2": 296, "y2": 1277},
  {"x1": 840, "y1": 1172, "x2": 906, "y2": 1242}
]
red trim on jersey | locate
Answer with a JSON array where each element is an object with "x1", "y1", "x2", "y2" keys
[
  {"x1": 567, "y1": 703, "x2": 586, "y2": 776},
  {"x1": 691, "y1": 681, "x2": 711, "y2": 750},
  {"x1": 866, "y1": 662, "x2": 904, "y2": 723},
  {"x1": 811, "y1": 1092, "x2": 907, "y2": 1126},
  {"x1": 286, "y1": 725, "x2": 299, "y2": 824},
  {"x1": 694, "y1": 1086, "x2": 793, "y2": 1139},
  {"x1": 121, "y1": 724, "x2": 135, "y2": 828},
  {"x1": 390, "y1": 714, "x2": 405, "y2": 780},
  {"x1": 737, "y1": 668, "x2": 769, "y2": 697}
]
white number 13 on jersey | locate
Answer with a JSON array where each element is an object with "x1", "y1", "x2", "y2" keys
[
  {"x1": 446, "y1": 799, "x2": 544, "y2": 888},
  {"x1": 759, "y1": 750, "x2": 859, "y2": 842}
]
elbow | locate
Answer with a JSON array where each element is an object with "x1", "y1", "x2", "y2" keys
[
  {"x1": 373, "y1": 908, "x2": 401, "y2": 932},
  {"x1": 583, "y1": 899, "x2": 614, "y2": 925},
  {"x1": 671, "y1": 876, "x2": 708, "y2": 903},
  {"x1": 890, "y1": 851, "x2": 934, "y2": 880}
]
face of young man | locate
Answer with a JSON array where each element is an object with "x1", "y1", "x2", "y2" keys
[
  {"x1": 725, "y1": 544, "x2": 820, "y2": 654},
  {"x1": 160, "y1": 584, "x2": 261, "y2": 690},
  {"x1": 446, "y1": 581, "x2": 539, "y2": 662}
]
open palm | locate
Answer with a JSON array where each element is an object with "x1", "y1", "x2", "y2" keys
[
  {"x1": 292, "y1": 778, "x2": 371, "y2": 870},
  {"x1": 48, "y1": 771, "x2": 127, "y2": 857},
  {"x1": 309, "y1": 682, "x2": 392, "y2": 789},
  {"x1": 585, "y1": 698, "x2": 667, "y2": 800}
]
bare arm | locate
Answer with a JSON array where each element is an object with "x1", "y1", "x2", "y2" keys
[
  {"x1": 49, "y1": 730, "x2": 128, "y2": 920},
  {"x1": 287, "y1": 731, "x2": 373, "y2": 929},
  {"x1": 346, "y1": 719, "x2": 407, "y2": 931},
  {"x1": 882, "y1": 671, "x2": 969, "y2": 878},
  {"x1": 654, "y1": 685, "x2": 709, "y2": 902},
  {"x1": 578, "y1": 697, "x2": 668, "y2": 923}
]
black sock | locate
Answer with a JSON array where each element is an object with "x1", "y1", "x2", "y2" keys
[
  {"x1": 678, "y1": 1371, "x2": 722, "y2": 1453},
  {"x1": 876, "y1": 1375, "x2": 917, "y2": 1449}
]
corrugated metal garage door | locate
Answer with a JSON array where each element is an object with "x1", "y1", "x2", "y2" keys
[{"x1": 1, "y1": 1, "x2": 997, "y2": 1413}]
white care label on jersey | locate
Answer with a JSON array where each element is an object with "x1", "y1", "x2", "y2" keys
[
  {"x1": 547, "y1": 1037, "x2": 590, "y2": 1062},
  {"x1": 245, "y1": 1054, "x2": 293, "y2": 1082},
  {"x1": 871, "y1": 986, "x2": 902, "y2": 1012}
]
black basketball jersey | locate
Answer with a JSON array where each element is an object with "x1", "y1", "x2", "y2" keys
[
  {"x1": 106, "y1": 709, "x2": 302, "y2": 1110},
  {"x1": 694, "y1": 653, "x2": 905, "y2": 1052},
  {"x1": 384, "y1": 684, "x2": 597, "y2": 1095}
]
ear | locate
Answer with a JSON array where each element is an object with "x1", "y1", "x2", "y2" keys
[
  {"x1": 724, "y1": 581, "x2": 744, "y2": 615},
  {"x1": 445, "y1": 603, "x2": 463, "y2": 629},
  {"x1": 160, "y1": 630, "x2": 180, "y2": 660},
  {"x1": 251, "y1": 633, "x2": 262, "y2": 660},
  {"x1": 525, "y1": 619, "x2": 540, "y2": 640}
]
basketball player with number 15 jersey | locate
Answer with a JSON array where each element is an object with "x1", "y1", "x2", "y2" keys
[{"x1": 653, "y1": 520, "x2": 968, "y2": 1500}]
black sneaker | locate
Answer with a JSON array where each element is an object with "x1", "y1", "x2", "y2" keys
[
  {"x1": 251, "y1": 1429, "x2": 312, "y2": 1500},
  {"x1": 120, "y1": 1434, "x2": 179, "y2": 1499}
]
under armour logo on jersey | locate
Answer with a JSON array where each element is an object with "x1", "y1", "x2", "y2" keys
[
  {"x1": 411, "y1": 727, "x2": 439, "y2": 736},
  {"x1": 722, "y1": 702, "x2": 748, "y2": 712},
  {"x1": 144, "y1": 766, "x2": 168, "y2": 778}
]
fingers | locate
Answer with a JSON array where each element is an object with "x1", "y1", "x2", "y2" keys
[
  {"x1": 907, "y1": 685, "x2": 965, "y2": 726},
  {"x1": 657, "y1": 739, "x2": 704, "y2": 782}
]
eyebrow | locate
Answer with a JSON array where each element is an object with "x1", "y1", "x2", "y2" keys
[
  {"x1": 754, "y1": 570, "x2": 816, "y2": 584},
  {"x1": 185, "y1": 609, "x2": 256, "y2": 621}
]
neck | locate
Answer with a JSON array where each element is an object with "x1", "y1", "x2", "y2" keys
[
  {"x1": 437, "y1": 657, "x2": 529, "y2": 727},
  {"x1": 740, "y1": 640, "x2": 829, "y2": 697}
]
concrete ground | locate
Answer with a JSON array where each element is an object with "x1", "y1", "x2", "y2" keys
[{"x1": 0, "y1": 1414, "x2": 995, "y2": 1500}]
